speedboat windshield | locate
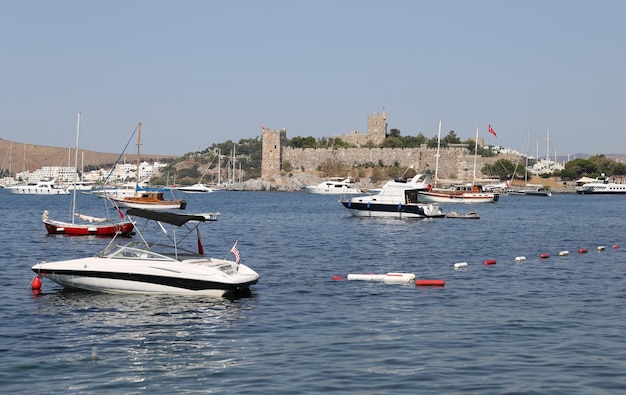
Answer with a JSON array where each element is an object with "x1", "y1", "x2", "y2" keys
[{"x1": 99, "y1": 243, "x2": 175, "y2": 261}]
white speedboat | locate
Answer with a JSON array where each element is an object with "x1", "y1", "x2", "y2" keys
[
  {"x1": 32, "y1": 208, "x2": 260, "y2": 296},
  {"x1": 303, "y1": 177, "x2": 362, "y2": 194},
  {"x1": 176, "y1": 183, "x2": 214, "y2": 193},
  {"x1": 339, "y1": 174, "x2": 445, "y2": 219},
  {"x1": 5, "y1": 180, "x2": 70, "y2": 195}
]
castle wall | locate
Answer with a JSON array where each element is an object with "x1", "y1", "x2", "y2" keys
[
  {"x1": 261, "y1": 112, "x2": 519, "y2": 183},
  {"x1": 282, "y1": 146, "x2": 504, "y2": 181}
]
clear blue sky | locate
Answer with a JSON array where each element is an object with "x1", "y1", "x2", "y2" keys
[{"x1": 1, "y1": 0, "x2": 624, "y2": 158}]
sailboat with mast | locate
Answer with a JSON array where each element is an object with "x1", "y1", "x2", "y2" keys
[
  {"x1": 109, "y1": 123, "x2": 186, "y2": 210},
  {"x1": 43, "y1": 113, "x2": 135, "y2": 236},
  {"x1": 510, "y1": 131, "x2": 552, "y2": 197},
  {"x1": 418, "y1": 123, "x2": 499, "y2": 204}
]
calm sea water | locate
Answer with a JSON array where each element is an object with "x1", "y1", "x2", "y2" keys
[{"x1": 1, "y1": 189, "x2": 625, "y2": 394}]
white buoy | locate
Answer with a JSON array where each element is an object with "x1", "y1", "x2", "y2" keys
[
  {"x1": 597, "y1": 246, "x2": 606, "y2": 251},
  {"x1": 515, "y1": 256, "x2": 526, "y2": 262},
  {"x1": 558, "y1": 251, "x2": 569, "y2": 256},
  {"x1": 347, "y1": 273, "x2": 415, "y2": 284},
  {"x1": 453, "y1": 262, "x2": 468, "y2": 269}
]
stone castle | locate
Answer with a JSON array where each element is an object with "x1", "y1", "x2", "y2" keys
[{"x1": 261, "y1": 112, "x2": 516, "y2": 183}]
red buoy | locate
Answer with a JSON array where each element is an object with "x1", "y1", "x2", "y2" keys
[
  {"x1": 613, "y1": 244, "x2": 619, "y2": 249},
  {"x1": 483, "y1": 259, "x2": 497, "y2": 266},
  {"x1": 540, "y1": 253, "x2": 550, "y2": 259},
  {"x1": 332, "y1": 275, "x2": 346, "y2": 281},
  {"x1": 415, "y1": 279, "x2": 445, "y2": 287},
  {"x1": 578, "y1": 248, "x2": 588, "y2": 254},
  {"x1": 31, "y1": 276, "x2": 42, "y2": 293}
]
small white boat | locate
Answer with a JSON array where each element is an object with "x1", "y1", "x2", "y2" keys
[
  {"x1": 303, "y1": 177, "x2": 362, "y2": 194},
  {"x1": 176, "y1": 183, "x2": 214, "y2": 193},
  {"x1": 32, "y1": 208, "x2": 260, "y2": 296},
  {"x1": 339, "y1": 174, "x2": 445, "y2": 219}
]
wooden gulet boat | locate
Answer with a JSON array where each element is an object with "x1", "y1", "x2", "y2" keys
[{"x1": 109, "y1": 122, "x2": 186, "y2": 210}]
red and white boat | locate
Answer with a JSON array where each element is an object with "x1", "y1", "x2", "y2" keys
[
  {"x1": 42, "y1": 113, "x2": 135, "y2": 236},
  {"x1": 43, "y1": 208, "x2": 134, "y2": 236}
]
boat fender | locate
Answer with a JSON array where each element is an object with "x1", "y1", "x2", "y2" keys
[
  {"x1": 397, "y1": 203, "x2": 402, "y2": 210},
  {"x1": 578, "y1": 248, "x2": 588, "y2": 254},
  {"x1": 539, "y1": 253, "x2": 550, "y2": 259},
  {"x1": 367, "y1": 202, "x2": 370, "y2": 209},
  {"x1": 453, "y1": 262, "x2": 468, "y2": 269},
  {"x1": 426, "y1": 184, "x2": 432, "y2": 191},
  {"x1": 483, "y1": 259, "x2": 497, "y2": 266},
  {"x1": 416, "y1": 279, "x2": 445, "y2": 286},
  {"x1": 346, "y1": 273, "x2": 415, "y2": 284},
  {"x1": 347, "y1": 201, "x2": 351, "y2": 208},
  {"x1": 515, "y1": 256, "x2": 526, "y2": 262}
]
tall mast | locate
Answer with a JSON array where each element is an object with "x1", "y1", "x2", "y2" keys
[
  {"x1": 71, "y1": 112, "x2": 81, "y2": 224},
  {"x1": 434, "y1": 121, "x2": 441, "y2": 187},
  {"x1": 525, "y1": 131, "x2": 530, "y2": 187},
  {"x1": 218, "y1": 148, "x2": 221, "y2": 185},
  {"x1": 546, "y1": 129, "x2": 550, "y2": 162},
  {"x1": 136, "y1": 122, "x2": 142, "y2": 188},
  {"x1": 472, "y1": 128, "x2": 479, "y2": 185}
]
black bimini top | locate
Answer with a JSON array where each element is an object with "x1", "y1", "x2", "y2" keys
[{"x1": 126, "y1": 208, "x2": 211, "y2": 226}]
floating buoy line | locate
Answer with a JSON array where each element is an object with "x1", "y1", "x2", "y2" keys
[{"x1": 332, "y1": 242, "x2": 620, "y2": 291}]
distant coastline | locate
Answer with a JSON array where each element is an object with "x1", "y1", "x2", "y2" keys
[{"x1": 0, "y1": 138, "x2": 178, "y2": 173}]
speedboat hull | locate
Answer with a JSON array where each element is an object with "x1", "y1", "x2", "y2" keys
[
  {"x1": 340, "y1": 200, "x2": 445, "y2": 219},
  {"x1": 32, "y1": 257, "x2": 259, "y2": 296}
]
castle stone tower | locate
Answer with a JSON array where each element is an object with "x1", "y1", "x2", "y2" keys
[
  {"x1": 367, "y1": 111, "x2": 387, "y2": 145},
  {"x1": 261, "y1": 127, "x2": 286, "y2": 180}
]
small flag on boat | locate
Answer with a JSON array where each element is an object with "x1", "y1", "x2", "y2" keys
[
  {"x1": 230, "y1": 241, "x2": 240, "y2": 264},
  {"x1": 488, "y1": 123, "x2": 497, "y2": 137}
]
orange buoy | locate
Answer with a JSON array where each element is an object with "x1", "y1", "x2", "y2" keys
[
  {"x1": 613, "y1": 244, "x2": 619, "y2": 249},
  {"x1": 415, "y1": 279, "x2": 445, "y2": 287},
  {"x1": 483, "y1": 259, "x2": 497, "y2": 266},
  {"x1": 332, "y1": 275, "x2": 346, "y2": 281},
  {"x1": 578, "y1": 248, "x2": 588, "y2": 253},
  {"x1": 540, "y1": 253, "x2": 550, "y2": 259}
]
